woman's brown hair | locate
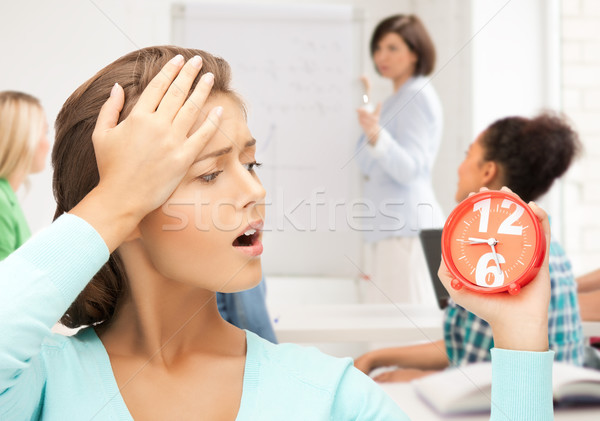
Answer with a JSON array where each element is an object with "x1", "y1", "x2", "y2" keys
[
  {"x1": 53, "y1": 45, "x2": 235, "y2": 328},
  {"x1": 370, "y1": 14, "x2": 436, "y2": 76}
]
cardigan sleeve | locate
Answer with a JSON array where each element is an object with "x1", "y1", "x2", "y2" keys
[
  {"x1": 490, "y1": 348, "x2": 554, "y2": 420},
  {"x1": 0, "y1": 214, "x2": 109, "y2": 417},
  {"x1": 331, "y1": 363, "x2": 410, "y2": 420}
]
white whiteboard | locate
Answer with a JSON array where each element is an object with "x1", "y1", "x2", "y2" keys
[{"x1": 172, "y1": 3, "x2": 365, "y2": 277}]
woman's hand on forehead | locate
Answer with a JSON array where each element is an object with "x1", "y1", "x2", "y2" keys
[{"x1": 71, "y1": 55, "x2": 223, "y2": 252}]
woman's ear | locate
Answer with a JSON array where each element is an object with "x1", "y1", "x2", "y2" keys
[{"x1": 481, "y1": 161, "x2": 503, "y2": 189}]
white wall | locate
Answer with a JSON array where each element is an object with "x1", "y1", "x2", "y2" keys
[
  {"x1": 470, "y1": 0, "x2": 565, "y2": 240},
  {"x1": 561, "y1": 0, "x2": 600, "y2": 275},
  {"x1": 471, "y1": 0, "x2": 551, "y2": 134}
]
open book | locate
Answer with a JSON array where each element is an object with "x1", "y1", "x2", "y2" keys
[{"x1": 412, "y1": 362, "x2": 600, "y2": 415}]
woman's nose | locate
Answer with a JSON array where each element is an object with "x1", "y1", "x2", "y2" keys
[
  {"x1": 244, "y1": 181, "x2": 266, "y2": 209},
  {"x1": 239, "y1": 167, "x2": 266, "y2": 209}
]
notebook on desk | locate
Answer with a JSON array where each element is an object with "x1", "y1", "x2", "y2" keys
[
  {"x1": 413, "y1": 361, "x2": 600, "y2": 415},
  {"x1": 419, "y1": 229, "x2": 449, "y2": 310}
]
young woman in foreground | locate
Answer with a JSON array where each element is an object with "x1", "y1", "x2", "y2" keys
[{"x1": 0, "y1": 46, "x2": 552, "y2": 420}]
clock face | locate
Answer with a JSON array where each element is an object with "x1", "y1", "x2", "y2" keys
[{"x1": 441, "y1": 190, "x2": 545, "y2": 294}]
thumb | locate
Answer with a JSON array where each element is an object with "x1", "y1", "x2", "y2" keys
[
  {"x1": 528, "y1": 200, "x2": 551, "y2": 265},
  {"x1": 94, "y1": 83, "x2": 125, "y2": 134},
  {"x1": 360, "y1": 74, "x2": 371, "y2": 92}
]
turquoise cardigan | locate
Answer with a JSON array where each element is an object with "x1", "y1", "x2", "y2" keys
[{"x1": 0, "y1": 214, "x2": 554, "y2": 419}]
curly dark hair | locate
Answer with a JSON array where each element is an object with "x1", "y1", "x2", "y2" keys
[{"x1": 480, "y1": 112, "x2": 582, "y2": 203}]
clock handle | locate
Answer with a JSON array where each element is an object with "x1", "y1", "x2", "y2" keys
[{"x1": 450, "y1": 278, "x2": 463, "y2": 290}]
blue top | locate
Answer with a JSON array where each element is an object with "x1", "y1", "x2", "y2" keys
[
  {"x1": 445, "y1": 239, "x2": 584, "y2": 366},
  {"x1": 355, "y1": 76, "x2": 445, "y2": 242},
  {"x1": 217, "y1": 278, "x2": 278, "y2": 344},
  {"x1": 0, "y1": 213, "x2": 554, "y2": 419}
]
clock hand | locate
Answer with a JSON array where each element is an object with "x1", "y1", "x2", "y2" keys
[
  {"x1": 457, "y1": 238, "x2": 503, "y2": 246},
  {"x1": 489, "y1": 241, "x2": 502, "y2": 274},
  {"x1": 468, "y1": 237, "x2": 490, "y2": 244},
  {"x1": 456, "y1": 237, "x2": 488, "y2": 245}
]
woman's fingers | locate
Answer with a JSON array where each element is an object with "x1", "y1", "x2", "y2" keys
[
  {"x1": 356, "y1": 108, "x2": 368, "y2": 120},
  {"x1": 93, "y1": 83, "x2": 125, "y2": 136},
  {"x1": 130, "y1": 54, "x2": 214, "y2": 139},
  {"x1": 356, "y1": 108, "x2": 377, "y2": 133},
  {"x1": 353, "y1": 355, "x2": 373, "y2": 374},
  {"x1": 172, "y1": 72, "x2": 215, "y2": 138},
  {"x1": 134, "y1": 54, "x2": 185, "y2": 113},
  {"x1": 467, "y1": 187, "x2": 489, "y2": 199},
  {"x1": 528, "y1": 201, "x2": 551, "y2": 264},
  {"x1": 182, "y1": 105, "x2": 223, "y2": 160},
  {"x1": 156, "y1": 55, "x2": 203, "y2": 120},
  {"x1": 372, "y1": 372, "x2": 390, "y2": 383}
]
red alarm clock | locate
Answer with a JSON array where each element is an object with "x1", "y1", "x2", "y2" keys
[{"x1": 441, "y1": 190, "x2": 545, "y2": 295}]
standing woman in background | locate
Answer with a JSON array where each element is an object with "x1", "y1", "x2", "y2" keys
[
  {"x1": 355, "y1": 15, "x2": 444, "y2": 305},
  {"x1": 0, "y1": 91, "x2": 50, "y2": 260}
]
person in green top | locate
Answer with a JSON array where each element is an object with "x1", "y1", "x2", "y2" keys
[{"x1": 0, "y1": 91, "x2": 50, "y2": 259}]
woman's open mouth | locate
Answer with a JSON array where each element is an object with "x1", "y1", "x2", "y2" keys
[{"x1": 232, "y1": 225, "x2": 263, "y2": 257}]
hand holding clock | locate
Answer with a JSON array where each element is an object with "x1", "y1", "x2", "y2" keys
[{"x1": 438, "y1": 187, "x2": 551, "y2": 352}]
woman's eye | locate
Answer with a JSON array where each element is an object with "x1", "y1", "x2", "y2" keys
[
  {"x1": 199, "y1": 171, "x2": 223, "y2": 183},
  {"x1": 243, "y1": 161, "x2": 262, "y2": 172}
]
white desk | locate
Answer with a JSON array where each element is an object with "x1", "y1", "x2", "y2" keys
[
  {"x1": 583, "y1": 321, "x2": 600, "y2": 337},
  {"x1": 380, "y1": 383, "x2": 600, "y2": 420},
  {"x1": 271, "y1": 304, "x2": 444, "y2": 344},
  {"x1": 271, "y1": 303, "x2": 600, "y2": 344}
]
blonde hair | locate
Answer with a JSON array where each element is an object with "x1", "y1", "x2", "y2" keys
[{"x1": 0, "y1": 91, "x2": 45, "y2": 180}]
